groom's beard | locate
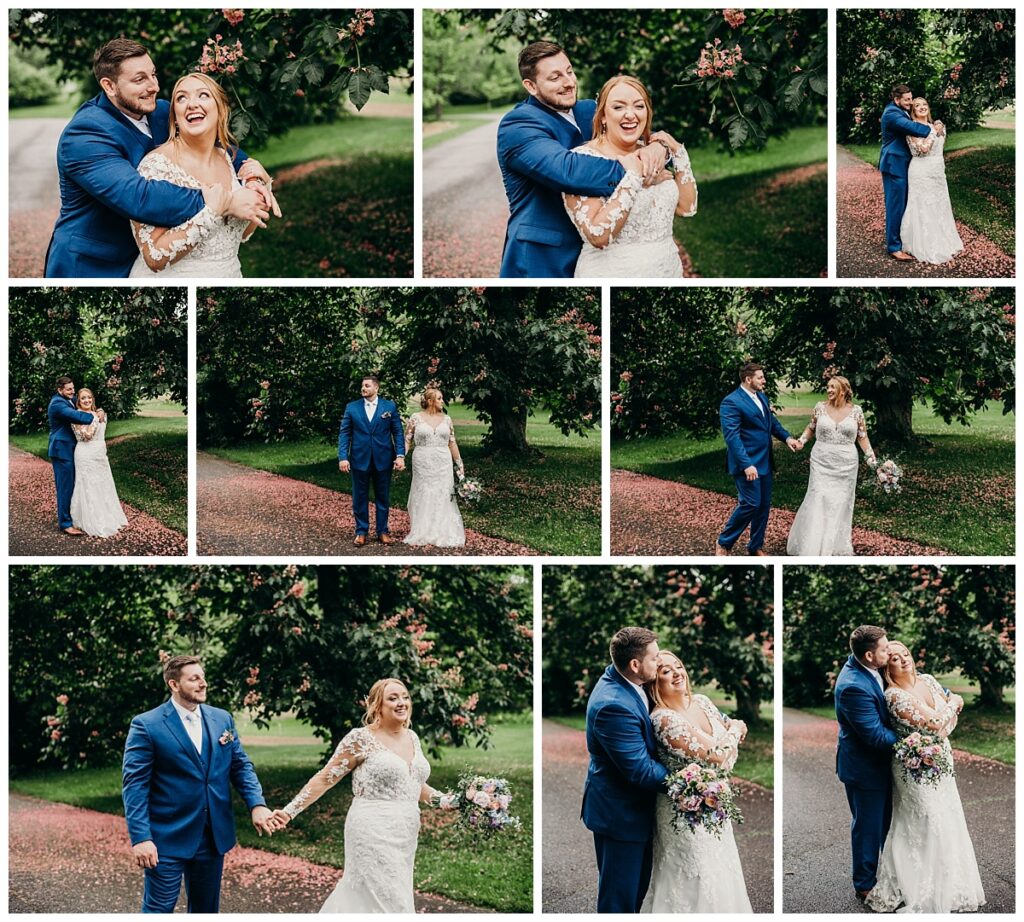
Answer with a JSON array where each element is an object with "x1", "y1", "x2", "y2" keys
[
  {"x1": 534, "y1": 84, "x2": 577, "y2": 113},
  {"x1": 114, "y1": 88, "x2": 158, "y2": 119}
]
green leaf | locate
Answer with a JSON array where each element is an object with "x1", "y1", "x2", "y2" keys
[
  {"x1": 727, "y1": 117, "x2": 749, "y2": 148},
  {"x1": 744, "y1": 64, "x2": 763, "y2": 88},
  {"x1": 783, "y1": 72, "x2": 809, "y2": 110},
  {"x1": 349, "y1": 69, "x2": 371, "y2": 109},
  {"x1": 301, "y1": 58, "x2": 324, "y2": 86},
  {"x1": 366, "y1": 64, "x2": 389, "y2": 94},
  {"x1": 808, "y1": 72, "x2": 828, "y2": 96},
  {"x1": 230, "y1": 110, "x2": 252, "y2": 142}
]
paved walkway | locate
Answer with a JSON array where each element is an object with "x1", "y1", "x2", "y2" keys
[
  {"x1": 542, "y1": 719, "x2": 774, "y2": 913},
  {"x1": 610, "y1": 469, "x2": 944, "y2": 557},
  {"x1": 8, "y1": 446, "x2": 186, "y2": 556},
  {"x1": 836, "y1": 145, "x2": 1014, "y2": 278},
  {"x1": 9, "y1": 793, "x2": 484, "y2": 913},
  {"x1": 783, "y1": 708, "x2": 1015, "y2": 913},
  {"x1": 197, "y1": 452, "x2": 536, "y2": 556}
]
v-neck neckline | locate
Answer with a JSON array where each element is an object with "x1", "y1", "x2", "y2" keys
[{"x1": 368, "y1": 728, "x2": 416, "y2": 772}]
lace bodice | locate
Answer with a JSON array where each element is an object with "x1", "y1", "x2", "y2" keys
[
  {"x1": 884, "y1": 674, "x2": 958, "y2": 739},
  {"x1": 650, "y1": 697, "x2": 742, "y2": 773},
  {"x1": 283, "y1": 727, "x2": 430, "y2": 817},
  {"x1": 807, "y1": 402, "x2": 865, "y2": 446},
  {"x1": 406, "y1": 413, "x2": 456, "y2": 449},
  {"x1": 907, "y1": 128, "x2": 945, "y2": 160},
  {"x1": 71, "y1": 417, "x2": 103, "y2": 443}
]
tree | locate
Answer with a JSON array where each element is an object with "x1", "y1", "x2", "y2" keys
[{"x1": 9, "y1": 8, "x2": 413, "y2": 148}]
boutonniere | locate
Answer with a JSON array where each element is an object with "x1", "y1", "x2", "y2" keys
[
  {"x1": 219, "y1": 729, "x2": 235, "y2": 746},
  {"x1": 381, "y1": 411, "x2": 392, "y2": 419}
]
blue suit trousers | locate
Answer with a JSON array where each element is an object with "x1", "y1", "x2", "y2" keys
[
  {"x1": 52, "y1": 457, "x2": 75, "y2": 529},
  {"x1": 143, "y1": 825, "x2": 224, "y2": 913},
  {"x1": 718, "y1": 471, "x2": 773, "y2": 553},
  {"x1": 845, "y1": 783, "x2": 893, "y2": 892},
  {"x1": 593, "y1": 833, "x2": 653, "y2": 913},
  {"x1": 351, "y1": 466, "x2": 392, "y2": 536},
  {"x1": 882, "y1": 169, "x2": 909, "y2": 253}
]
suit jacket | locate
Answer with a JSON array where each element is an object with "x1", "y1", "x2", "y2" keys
[
  {"x1": 719, "y1": 386, "x2": 792, "y2": 476},
  {"x1": 497, "y1": 96, "x2": 625, "y2": 278},
  {"x1": 122, "y1": 700, "x2": 266, "y2": 858},
  {"x1": 878, "y1": 101, "x2": 932, "y2": 177},
  {"x1": 337, "y1": 398, "x2": 405, "y2": 471},
  {"x1": 46, "y1": 394, "x2": 94, "y2": 462},
  {"x1": 581, "y1": 665, "x2": 668, "y2": 842},
  {"x1": 45, "y1": 93, "x2": 245, "y2": 278},
  {"x1": 834, "y1": 655, "x2": 899, "y2": 790}
]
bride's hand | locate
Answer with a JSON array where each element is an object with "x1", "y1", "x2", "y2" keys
[
  {"x1": 201, "y1": 183, "x2": 232, "y2": 217},
  {"x1": 617, "y1": 151, "x2": 644, "y2": 176},
  {"x1": 649, "y1": 129, "x2": 681, "y2": 153},
  {"x1": 269, "y1": 809, "x2": 292, "y2": 829}
]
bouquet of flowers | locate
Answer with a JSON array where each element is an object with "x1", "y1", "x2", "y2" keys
[
  {"x1": 664, "y1": 763, "x2": 743, "y2": 838},
  {"x1": 893, "y1": 732, "x2": 953, "y2": 786},
  {"x1": 453, "y1": 477, "x2": 483, "y2": 503},
  {"x1": 453, "y1": 772, "x2": 521, "y2": 834},
  {"x1": 871, "y1": 456, "x2": 903, "y2": 494}
]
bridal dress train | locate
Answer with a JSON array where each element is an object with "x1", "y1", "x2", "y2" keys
[
  {"x1": 70, "y1": 419, "x2": 128, "y2": 537},
  {"x1": 403, "y1": 413, "x2": 465, "y2": 547},
  {"x1": 900, "y1": 129, "x2": 964, "y2": 265},
  {"x1": 787, "y1": 403, "x2": 865, "y2": 556},
  {"x1": 129, "y1": 148, "x2": 251, "y2": 278},
  {"x1": 641, "y1": 698, "x2": 752, "y2": 913},
  {"x1": 564, "y1": 146, "x2": 695, "y2": 278},
  {"x1": 866, "y1": 675, "x2": 986, "y2": 913},
  {"x1": 283, "y1": 726, "x2": 431, "y2": 913}
]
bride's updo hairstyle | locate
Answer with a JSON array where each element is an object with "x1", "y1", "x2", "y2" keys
[
  {"x1": 76, "y1": 387, "x2": 97, "y2": 409},
  {"x1": 168, "y1": 72, "x2": 237, "y2": 155},
  {"x1": 420, "y1": 386, "x2": 442, "y2": 410},
  {"x1": 911, "y1": 97, "x2": 932, "y2": 123},
  {"x1": 644, "y1": 651, "x2": 692, "y2": 710},
  {"x1": 592, "y1": 75, "x2": 653, "y2": 145},
  {"x1": 827, "y1": 375, "x2": 854, "y2": 407},
  {"x1": 362, "y1": 677, "x2": 412, "y2": 729},
  {"x1": 880, "y1": 640, "x2": 917, "y2": 687}
]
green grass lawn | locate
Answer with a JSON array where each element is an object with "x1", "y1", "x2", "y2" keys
[
  {"x1": 9, "y1": 94, "x2": 78, "y2": 119},
  {"x1": 423, "y1": 102, "x2": 514, "y2": 149},
  {"x1": 845, "y1": 126, "x2": 1014, "y2": 255},
  {"x1": 10, "y1": 712, "x2": 533, "y2": 912},
  {"x1": 613, "y1": 392, "x2": 1014, "y2": 555},
  {"x1": 10, "y1": 410, "x2": 187, "y2": 534},
  {"x1": 677, "y1": 125, "x2": 827, "y2": 277},
  {"x1": 202, "y1": 403, "x2": 601, "y2": 555},
  {"x1": 246, "y1": 116, "x2": 413, "y2": 173}
]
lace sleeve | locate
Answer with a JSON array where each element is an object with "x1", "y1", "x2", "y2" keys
[
  {"x1": 282, "y1": 727, "x2": 370, "y2": 817},
  {"x1": 853, "y1": 405, "x2": 867, "y2": 438},
  {"x1": 71, "y1": 419, "x2": 98, "y2": 442},
  {"x1": 563, "y1": 168, "x2": 644, "y2": 248},
  {"x1": 907, "y1": 131, "x2": 935, "y2": 157},
  {"x1": 654, "y1": 705, "x2": 736, "y2": 768},
  {"x1": 131, "y1": 154, "x2": 219, "y2": 272},
  {"x1": 885, "y1": 686, "x2": 953, "y2": 736},
  {"x1": 807, "y1": 402, "x2": 823, "y2": 432},
  {"x1": 671, "y1": 144, "x2": 698, "y2": 218},
  {"x1": 448, "y1": 417, "x2": 457, "y2": 445}
]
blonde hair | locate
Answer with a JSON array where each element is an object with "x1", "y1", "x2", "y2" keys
[
  {"x1": 644, "y1": 650, "x2": 692, "y2": 710},
  {"x1": 362, "y1": 678, "x2": 412, "y2": 729},
  {"x1": 827, "y1": 375, "x2": 854, "y2": 407},
  {"x1": 592, "y1": 75, "x2": 653, "y2": 145},
  {"x1": 420, "y1": 386, "x2": 442, "y2": 410},
  {"x1": 168, "y1": 72, "x2": 236, "y2": 153},
  {"x1": 76, "y1": 387, "x2": 97, "y2": 410},
  {"x1": 880, "y1": 641, "x2": 917, "y2": 688},
  {"x1": 911, "y1": 97, "x2": 932, "y2": 124}
]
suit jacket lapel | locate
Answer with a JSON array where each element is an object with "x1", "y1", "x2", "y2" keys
[
  {"x1": 200, "y1": 707, "x2": 218, "y2": 777},
  {"x1": 97, "y1": 92, "x2": 154, "y2": 157},
  {"x1": 163, "y1": 700, "x2": 203, "y2": 772},
  {"x1": 526, "y1": 95, "x2": 579, "y2": 143}
]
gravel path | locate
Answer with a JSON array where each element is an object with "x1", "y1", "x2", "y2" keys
[
  {"x1": 197, "y1": 452, "x2": 536, "y2": 556},
  {"x1": 782, "y1": 708, "x2": 1015, "y2": 913},
  {"x1": 542, "y1": 718, "x2": 774, "y2": 913},
  {"x1": 8, "y1": 446, "x2": 186, "y2": 556},
  {"x1": 8, "y1": 793, "x2": 485, "y2": 913},
  {"x1": 610, "y1": 469, "x2": 945, "y2": 557},
  {"x1": 9, "y1": 117, "x2": 65, "y2": 277},
  {"x1": 836, "y1": 145, "x2": 1014, "y2": 278}
]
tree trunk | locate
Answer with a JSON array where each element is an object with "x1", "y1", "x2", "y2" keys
[
  {"x1": 433, "y1": 100, "x2": 443, "y2": 121},
  {"x1": 977, "y1": 675, "x2": 1004, "y2": 708},
  {"x1": 734, "y1": 688, "x2": 763, "y2": 728},
  {"x1": 485, "y1": 407, "x2": 530, "y2": 453},
  {"x1": 870, "y1": 390, "x2": 915, "y2": 443}
]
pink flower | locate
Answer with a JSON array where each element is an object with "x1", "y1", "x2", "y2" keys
[
  {"x1": 51, "y1": 730, "x2": 62, "y2": 741},
  {"x1": 56, "y1": 694, "x2": 69, "y2": 706},
  {"x1": 223, "y1": 8, "x2": 245, "y2": 26},
  {"x1": 723, "y1": 8, "x2": 746, "y2": 29}
]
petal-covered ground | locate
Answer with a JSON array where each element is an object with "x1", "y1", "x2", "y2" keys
[
  {"x1": 836, "y1": 146, "x2": 1014, "y2": 278},
  {"x1": 8, "y1": 794, "x2": 485, "y2": 913},
  {"x1": 197, "y1": 453, "x2": 536, "y2": 556},
  {"x1": 10, "y1": 205, "x2": 58, "y2": 278},
  {"x1": 782, "y1": 708, "x2": 1013, "y2": 913},
  {"x1": 8, "y1": 446, "x2": 186, "y2": 556},
  {"x1": 610, "y1": 469, "x2": 945, "y2": 557}
]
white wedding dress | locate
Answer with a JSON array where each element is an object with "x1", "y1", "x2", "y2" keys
[
  {"x1": 900, "y1": 129, "x2": 964, "y2": 264},
  {"x1": 787, "y1": 403, "x2": 865, "y2": 556},
  {"x1": 283, "y1": 726, "x2": 431, "y2": 913},
  {"x1": 129, "y1": 149, "x2": 251, "y2": 278},
  {"x1": 641, "y1": 697, "x2": 752, "y2": 913},
  {"x1": 403, "y1": 413, "x2": 465, "y2": 547},
  {"x1": 564, "y1": 146, "x2": 694, "y2": 278},
  {"x1": 866, "y1": 675, "x2": 985, "y2": 913},
  {"x1": 70, "y1": 419, "x2": 128, "y2": 537}
]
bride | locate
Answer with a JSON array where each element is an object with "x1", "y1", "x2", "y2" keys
[
  {"x1": 786, "y1": 376, "x2": 876, "y2": 556},
  {"x1": 129, "y1": 73, "x2": 265, "y2": 277},
  {"x1": 403, "y1": 386, "x2": 466, "y2": 547},
  {"x1": 69, "y1": 388, "x2": 128, "y2": 537},
  {"x1": 900, "y1": 97, "x2": 963, "y2": 265},
  {"x1": 563, "y1": 75, "x2": 697, "y2": 278},
  {"x1": 272, "y1": 678, "x2": 456, "y2": 912},
  {"x1": 866, "y1": 642, "x2": 985, "y2": 913},
  {"x1": 641, "y1": 652, "x2": 752, "y2": 913}
]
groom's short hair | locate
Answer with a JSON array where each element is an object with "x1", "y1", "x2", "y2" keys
[
  {"x1": 518, "y1": 41, "x2": 565, "y2": 82},
  {"x1": 850, "y1": 625, "x2": 887, "y2": 659},
  {"x1": 610, "y1": 626, "x2": 657, "y2": 670},
  {"x1": 93, "y1": 38, "x2": 150, "y2": 84},
  {"x1": 163, "y1": 654, "x2": 202, "y2": 685},
  {"x1": 55, "y1": 375, "x2": 73, "y2": 391},
  {"x1": 738, "y1": 361, "x2": 763, "y2": 383},
  {"x1": 890, "y1": 84, "x2": 912, "y2": 101},
  {"x1": 361, "y1": 374, "x2": 380, "y2": 386}
]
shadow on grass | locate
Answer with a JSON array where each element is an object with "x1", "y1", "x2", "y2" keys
[{"x1": 946, "y1": 145, "x2": 1015, "y2": 255}]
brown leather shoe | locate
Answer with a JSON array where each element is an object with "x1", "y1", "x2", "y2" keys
[
  {"x1": 353, "y1": 534, "x2": 367, "y2": 547},
  {"x1": 63, "y1": 526, "x2": 85, "y2": 536},
  {"x1": 890, "y1": 250, "x2": 914, "y2": 261},
  {"x1": 378, "y1": 533, "x2": 395, "y2": 545},
  {"x1": 715, "y1": 543, "x2": 729, "y2": 556}
]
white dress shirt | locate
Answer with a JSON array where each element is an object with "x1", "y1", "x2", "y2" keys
[
  {"x1": 172, "y1": 698, "x2": 203, "y2": 754},
  {"x1": 125, "y1": 112, "x2": 153, "y2": 138},
  {"x1": 558, "y1": 108, "x2": 580, "y2": 132},
  {"x1": 364, "y1": 398, "x2": 378, "y2": 422},
  {"x1": 740, "y1": 384, "x2": 765, "y2": 416}
]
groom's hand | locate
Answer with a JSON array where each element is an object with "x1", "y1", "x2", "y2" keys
[
  {"x1": 393, "y1": 457, "x2": 405, "y2": 472},
  {"x1": 225, "y1": 187, "x2": 270, "y2": 228},
  {"x1": 251, "y1": 805, "x2": 276, "y2": 837},
  {"x1": 132, "y1": 840, "x2": 159, "y2": 869},
  {"x1": 635, "y1": 144, "x2": 668, "y2": 185},
  {"x1": 785, "y1": 437, "x2": 802, "y2": 452},
  {"x1": 338, "y1": 460, "x2": 351, "y2": 473},
  {"x1": 744, "y1": 465, "x2": 758, "y2": 481}
]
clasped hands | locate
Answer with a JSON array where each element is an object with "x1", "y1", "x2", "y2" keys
[
  {"x1": 201, "y1": 158, "x2": 282, "y2": 229},
  {"x1": 619, "y1": 129, "x2": 682, "y2": 185}
]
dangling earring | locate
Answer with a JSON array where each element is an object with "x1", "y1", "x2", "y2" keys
[{"x1": 600, "y1": 122, "x2": 607, "y2": 135}]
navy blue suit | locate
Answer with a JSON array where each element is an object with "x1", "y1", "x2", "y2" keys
[
  {"x1": 834, "y1": 655, "x2": 899, "y2": 893},
  {"x1": 46, "y1": 393, "x2": 95, "y2": 529},
  {"x1": 122, "y1": 700, "x2": 266, "y2": 912},
  {"x1": 582, "y1": 665, "x2": 668, "y2": 913},
  {"x1": 337, "y1": 397, "x2": 405, "y2": 536},
  {"x1": 879, "y1": 101, "x2": 932, "y2": 254},
  {"x1": 717, "y1": 386, "x2": 792, "y2": 553},
  {"x1": 497, "y1": 96, "x2": 624, "y2": 278}
]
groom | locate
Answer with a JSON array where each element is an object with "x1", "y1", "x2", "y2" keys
[
  {"x1": 337, "y1": 375, "x2": 405, "y2": 546},
  {"x1": 45, "y1": 38, "x2": 276, "y2": 278},
  {"x1": 122, "y1": 655, "x2": 278, "y2": 912},
  {"x1": 717, "y1": 362, "x2": 801, "y2": 556},
  {"x1": 496, "y1": 41, "x2": 668, "y2": 278},
  {"x1": 582, "y1": 626, "x2": 668, "y2": 913},
  {"x1": 47, "y1": 375, "x2": 103, "y2": 535}
]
